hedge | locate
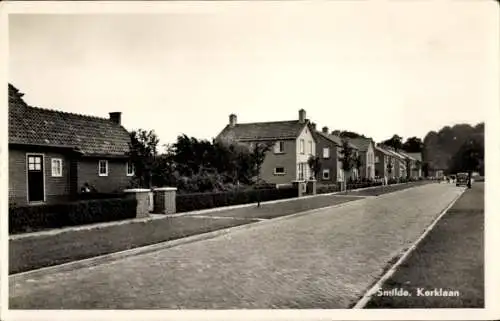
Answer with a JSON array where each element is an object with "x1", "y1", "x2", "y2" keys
[
  {"x1": 176, "y1": 187, "x2": 298, "y2": 213},
  {"x1": 317, "y1": 184, "x2": 341, "y2": 194},
  {"x1": 9, "y1": 198, "x2": 137, "y2": 234},
  {"x1": 76, "y1": 192, "x2": 126, "y2": 200},
  {"x1": 346, "y1": 181, "x2": 383, "y2": 190}
]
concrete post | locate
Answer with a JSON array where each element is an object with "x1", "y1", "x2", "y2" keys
[
  {"x1": 153, "y1": 187, "x2": 177, "y2": 214},
  {"x1": 292, "y1": 181, "x2": 304, "y2": 197},
  {"x1": 123, "y1": 188, "x2": 151, "y2": 218},
  {"x1": 307, "y1": 180, "x2": 317, "y2": 195}
]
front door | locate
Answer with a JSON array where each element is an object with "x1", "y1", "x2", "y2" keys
[{"x1": 27, "y1": 154, "x2": 45, "y2": 202}]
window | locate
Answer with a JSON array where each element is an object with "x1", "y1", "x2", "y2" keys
[
  {"x1": 51, "y1": 158, "x2": 62, "y2": 177},
  {"x1": 300, "y1": 139, "x2": 305, "y2": 154},
  {"x1": 274, "y1": 141, "x2": 285, "y2": 153},
  {"x1": 27, "y1": 156, "x2": 42, "y2": 171},
  {"x1": 323, "y1": 147, "x2": 330, "y2": 159},
  {"x1": 274, "y1": 167, "x2": 286, "y2": 175},
  {"x1": 308, "y1": 141, "x2": 313, "y2": 155},
  {"x1": 298, "y1": 163, "x2": 305, "y2": 180},
  {"x1": 98, "y1": 160, "x2": 108, "y2": 176},
  {"x1": 322, "y1": 169, "x2": 330, "y2": 180},
  {"x1": 126, "y1": 161, "x2": 135, "y2": 176}
]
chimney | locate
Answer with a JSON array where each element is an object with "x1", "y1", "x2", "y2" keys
[
  {"x1": 299, "y1": 109, "x2": 306, "y2": 123},
  {"x1": 109, "y1": 112, "x2": 121, "y2": 125},
  {"x1": 229, "y1": 114, "x2": 237, "y2": 127},
  {"x1": 311, "y1": 122, "x2": 317, "y2": 131},
  {"x1": 322, "y1": 126, "x2": 329, "y2": 134}
]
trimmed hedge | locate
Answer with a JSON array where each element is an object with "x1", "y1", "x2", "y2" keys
[
  {"x1": 346, "y1": 181, "x2": 383, "y2": 190},
  {"x1": 176, "y1": 187, "x2": 298, "y2": 213},
  {"x1": 9, "y1": 198, "x2": 137, "y2": 234},
  {"x1": 76, "y1": 192, "x2": 126, "y2": 200},
  {"x1": 317, "y1": 184, "x2": 341, "y2": 194}
]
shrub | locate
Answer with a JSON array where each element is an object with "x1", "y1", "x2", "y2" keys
[
  {"x1": 176, "y1": 186, "x2": 298, "y2": 213},
  {"x1": 317, "y1": 184, "x2": 341, "y2": 194},
  {"x1": 76, "y1": 192, "x2": 126, "y2": 200},
  {"x1": 9, "y1": 198, "x2": 137, "y2": 234}
]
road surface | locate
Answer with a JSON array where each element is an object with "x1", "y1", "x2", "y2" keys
[{"x1": 10, "y1": 183, "x2": 464, "y2": 309}]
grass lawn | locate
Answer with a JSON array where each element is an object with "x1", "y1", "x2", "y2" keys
[
  {"x1": 346, "y1": 180, "x2": 434, "y2": 197},
  {"x1": 9, "y1": 216, "x2": 256, "y2": 274},
  {"x1": 364, "y1": 183, "x2": 484, "y2": 308}
]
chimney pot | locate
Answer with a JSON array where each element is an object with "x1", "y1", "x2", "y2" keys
[
  {"x1": 322, "y1": 126, "x2": 329, "y2": 134},
  {"x1": 299, "y1": 109, "x2": 306, "y2": 123},
  {"x1": 109, "y1": 112, "x2": 122, "y2": 125},
  {"x1": 229, "y1": 114, "x2": 237, "y2": 127},
  {"x1": 311, "y1": 122, "x2": 317, "y2": 131}
]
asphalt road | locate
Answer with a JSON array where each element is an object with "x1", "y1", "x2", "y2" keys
[{"x1": 10, "y1": 183, "x2": 464, "y2": 309}]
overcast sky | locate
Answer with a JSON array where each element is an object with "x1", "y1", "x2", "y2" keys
[{"x1": 8, "y1": 1, "x2": 498, "y2": 148}]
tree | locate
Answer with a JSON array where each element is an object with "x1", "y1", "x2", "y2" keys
[
  {"x1": 449, "y1": 138, "x2": 484, "y2": 187},
  {"x1": 402, "y1": 137, "x2": 424, "y2": 153},
  {"x1": 251, "y1": 141, "x2": 273, "y2": 207},
  {"x1": 128, "y1": 129, "x2": 160, "y2": 188},
  {"x1": 354, "y1": 155, "x2": 363, "y2": 180},
  {"x1": 307, "y1": 155, "x2": 322, "y2": 180},
  {"x1": 421, "y1": 162, "x2": 430, "y2": 177},
  {"x1": 340, "y1": 139, "x2": 356, "y2": 191},
  {"x1": 387, "y1": 160, "x2": 393, "y2": 179},
  {"x1": 381, "y1": 134, "x2": 403, "y2": 151}
]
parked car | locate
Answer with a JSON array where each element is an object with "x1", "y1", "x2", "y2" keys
[{"x1": 456, "y1": 172, "x2": 469, "y2": 187}]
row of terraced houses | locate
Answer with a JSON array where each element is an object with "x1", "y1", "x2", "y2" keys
[
  {"x1": 216, "y1": 109, "x2": 423, "y2": 186},
  {"x1": 8, "y1": 83, "x2": 422, "y2": 206}
]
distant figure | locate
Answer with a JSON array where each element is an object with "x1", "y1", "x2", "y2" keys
[{"x1": 81, "y1": 183, "x2": 91, "y2": 193}]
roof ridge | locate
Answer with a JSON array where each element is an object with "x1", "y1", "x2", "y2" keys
[
  {"x1": 235, "y1": 119, "x2": 299, "y2": 125},
  {"x1": 25, "y1": 105, "x2": 114, "y2": 123}
]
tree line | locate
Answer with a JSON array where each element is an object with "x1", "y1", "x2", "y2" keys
[{"x1": 127, "y1": 130, "x2": 273, "y2": 193}]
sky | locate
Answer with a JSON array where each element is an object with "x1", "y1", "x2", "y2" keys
[{"x1": 8, "y1": 1, "x2": 498, "y2": 149}]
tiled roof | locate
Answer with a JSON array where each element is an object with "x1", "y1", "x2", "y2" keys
[
  {"x1": 404, "y1": 152, "x2": 422, "y2": 162},
  {"x1": 217, "y1": 120, "x2": 308, "y2": 142},
  {"x1": 347, "y1": 137, "x2": 373, "y2": 152},
  {"x1": 398, "y1": 151, "x2": 417, "y2": 161},
  {"x1": 313, "y1": 131, "x2": 358, "y2": 149},
  {"x1": 374, "y1": 145, "x2": 392, "y2": 156},
  {"x1": 8, "y1": 85, "x2": 130, "y2": 157}
]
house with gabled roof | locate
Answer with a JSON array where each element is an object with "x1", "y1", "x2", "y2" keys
[
  {"x1": 405, "y1": 152, "x2": 423, "y2": 178},
  {"x1": 8, "y1": 84, "x2": 134, "y2": 206},
  {"x1": 311, "y1": 125, "x2": 360, "y2": 184},
  {"x1": 216, "y1": 109, "x2": 317, "y2": 185},
  {"x1": 346, "y1": 137, "x2": 376, "y2": 180},
  {"x1": 374, "y1": 145, "x2": 395, "y2": 180}
]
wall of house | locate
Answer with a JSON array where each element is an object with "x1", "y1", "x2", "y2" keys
[
  {"x1": 365, "y1": 143, "x2": 375, "y2": 179},
  {"x1": 374, "y1": 150, "x2": 387, "y2": 178},
  {"x1": 9, "y1": 149, "x2": 72, "y2": 206},
  {"x1": 315, "y1": 135, "x2": 338, "y2": 184},
  {"x1": 77, "y1": 158, "x2": 131, "y2": 193},
  {"x1": 295, "y1": 126, "x2": 316, "y2": 181},
  {"x1": 259, "y1": 139, "x2": 297, "y2": 185}
]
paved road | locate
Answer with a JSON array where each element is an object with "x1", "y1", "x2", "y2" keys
[{"x1": 10, "y1": 183, "x2": 464, "y2": 309}]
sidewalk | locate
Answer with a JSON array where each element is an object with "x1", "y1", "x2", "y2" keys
[{"x1": 364, "y1": 183, "x2": 484, "y2": 308}]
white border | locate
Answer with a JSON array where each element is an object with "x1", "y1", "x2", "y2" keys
[{"x1": 1, "y1": 1, "x2": 499, "y2": 321}]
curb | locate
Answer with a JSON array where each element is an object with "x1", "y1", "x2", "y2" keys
[
  {"x1": 9, "y1": 197, "x2": 364, "y2": 282},
  {"x1": 351, "y1": 187, "x2": 467, "y2": 309}
]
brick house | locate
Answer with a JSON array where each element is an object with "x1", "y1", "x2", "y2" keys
[
  {"x1": 311, "y1": 125, "x2": 359, "y2": 184},
  {"x1": 216, "y1": 109, "x2": 317, "y2": 186},
  {"x1": 377, "y1": 144, "x2": 406, "y2": 178},
  {"x1": 374, "y1": 145, "x2": 395, "y2": 180},
  {"x1": 8, "y1": 84, "x2": 134, "y2": 206},
  {"x1": 347, "y1": 137, "x2": 376, "y2": 180},
  {"x1": 405, "y1": 152, "x2": 423, "y2": 178}
]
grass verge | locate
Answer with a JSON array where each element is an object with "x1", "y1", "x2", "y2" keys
[{"x1": 363, "y1": 183, "x2": 484, "y2": 308}]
